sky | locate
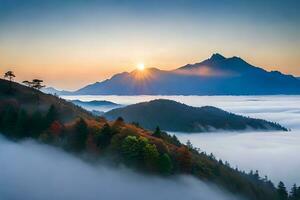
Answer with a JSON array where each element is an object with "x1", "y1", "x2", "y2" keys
[{"x1": 0, "y1": 0, "x2": 299, "y2": 90}]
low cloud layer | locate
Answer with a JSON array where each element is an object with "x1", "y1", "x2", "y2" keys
[
  {"x1": 175, "y1": 131, "x2": 300, "y2": 189},
  {"x1": 0, "y1": 136, "x2": 241, "y2": 200},
  {"x1": 63, "y1": 95, "x2": 300, "y2": 189},
  {"x1": 169, "y1": 96, "x2": 300, "y2": 188}
]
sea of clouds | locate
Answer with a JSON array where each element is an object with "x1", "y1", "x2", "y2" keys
[
  {"x1": 63, "y1": 95, "x2": 300, "y2": 188},
  {"x1": 0, "y1": 136, "x2": 242, "y2": 200}
]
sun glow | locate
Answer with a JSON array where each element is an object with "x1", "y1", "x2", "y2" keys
[{"x1": 137, "y1": 63, "x2": 145, "y2": 71}]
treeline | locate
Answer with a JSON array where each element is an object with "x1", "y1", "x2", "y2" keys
[
  {"x1": 0, "y1": 106, "x2": 174, "y2": 175},
  {"x1": 0, "y1": 104, "x2": 298, "y2": 200},
  {"x1": 0, "y1": 105, "x2": 58, "y2": 139},
  {"x1": 0, "y1": 76, "x2": 297, "y2": 200}
]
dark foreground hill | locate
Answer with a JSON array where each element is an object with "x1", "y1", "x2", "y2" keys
[
  {"x1": 104, "y1": 99, "x2": 287, "y2": 132},
  {"x1": 72, "y1": 53, "x2": 300, "y2": 95},
  {"x1": 0, "y1": 79, "x2": 289, "y2": 200},
  {"x1": 0, "y1": 79, "x2": 91, "y2": 122}
]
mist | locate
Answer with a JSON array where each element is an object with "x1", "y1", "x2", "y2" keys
[
  {"x1": 0, "y1": 136, "x2": 241, "y2": 200},
  {"x1": 63, "y1": 95, "x2": 300, "y2": 188},
  {"x1": 167, "y1": 95, "x2": 300, "y2": 188}
]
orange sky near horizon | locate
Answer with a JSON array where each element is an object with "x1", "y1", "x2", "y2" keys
[{"x1": 0, "y1": 49, "x2": 299, "y2": 91}]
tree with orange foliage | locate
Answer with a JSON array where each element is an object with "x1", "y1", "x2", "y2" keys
[
  {"x1": 86, "y1": 133, "x2": 100, "y2": 154},
  {"x1": 49, "y1": 120, "x2": 63, "y2": 137},
  {"x1": 176, "y1": 146, "x2": 192, "y2": 173}
]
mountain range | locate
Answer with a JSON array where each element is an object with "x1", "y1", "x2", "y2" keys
[{"x1": 69, "y1": 53, "x2": 300, "y2": 95}]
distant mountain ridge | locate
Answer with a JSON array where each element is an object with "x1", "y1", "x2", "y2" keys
[
  {"x1": 71, "y1": 53, "x2": 300, "y2": 95},
  {"x1": 42, "y1": 87, "x2": 71, "y2": 95},
  {"x1": 71, "y1": 100, "x2": 120, "y2": 107},
  {"x1": 104, "y1": 99, "x2": 287, "y2": 132},
  {"x1": 70, "y1": 100, "x2": 122, "y2": 112}
]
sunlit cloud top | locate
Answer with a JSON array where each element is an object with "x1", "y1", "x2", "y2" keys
[{"x1": 0, "y1": 0, "x2": 299, "y2": 90}]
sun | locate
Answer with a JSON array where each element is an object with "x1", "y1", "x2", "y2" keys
[{"x1": 137, "y1": 63, "x2": 145, "y2": 71}]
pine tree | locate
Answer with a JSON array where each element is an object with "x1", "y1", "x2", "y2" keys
[
  {"x1": 45, "y1": 105, "x2": 58, "y2": 127},
  {"x1": 277, "y1": 181, "x2": 288, "y2": 200},
  {"x1": 289, "y1": 184, "x2": 300, "y2": 200},
  {"x1": 14, "y1": 109, "x2": 28, "y2": 139},
  {"x1": 96, "y1": 123, "x2": 112, "y2": 148},
  {"x1": 72, "y1": 118, "x2": 89, "y2": 152},
  {"x1": 0, "y1": 106, "x2": 17, "y2": 136},
  {"x1": 152, "y1": 126, "x2": 162, "y2": 138}
]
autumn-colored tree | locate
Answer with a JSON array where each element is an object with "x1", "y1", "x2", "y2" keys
[
  {"x1": 49, "y1": 120, "x2": 63, "y2": 136},
  {"x1": 176, "y1": 146, "x2": 192, "y2": 172},
  {"x1": 86, "y1": 133, "x2": 99, "y2": 153}
]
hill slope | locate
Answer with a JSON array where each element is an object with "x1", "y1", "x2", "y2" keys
[
  {"x1": 0, "y1": 79, "x2": 91, "y2": 122},
  {"x1": 73, "y1": 53, "x2": 300, "y2": 95},
  {"x1": 104, "y1": 99, "x2": 287, "y2": 132},
  {"x1": 0, "y1": 79, "x2": 284, "y2": 200}
]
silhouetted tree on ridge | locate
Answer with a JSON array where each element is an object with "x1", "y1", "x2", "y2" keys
[
  {"x1": 22, "y1": 80, "x2": 32, "y2": 87},
  {"x1": 4, "y1": 71, "x2": 16, "y2": 93},
  {"x1": 32, "y1": 79, "x2": 45, "y2": 90}
]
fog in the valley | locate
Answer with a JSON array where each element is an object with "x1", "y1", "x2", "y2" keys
[
  {"x1": 63, "y1": 95, "x2": 300, "y2": 188},
  {"x1": 170, "y1": 96, "x2": 300, "y2": 188},
  {"x1": 0, "y1": 136, "x2": 242, "y2": 200}
]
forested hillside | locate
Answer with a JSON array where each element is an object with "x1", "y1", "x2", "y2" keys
[
  {"x1": 0, "y1": 78, "x2": 299, "y2": 200},
  {"x1": 104, "y1": 99, "x2": 287, "y2": 132}
]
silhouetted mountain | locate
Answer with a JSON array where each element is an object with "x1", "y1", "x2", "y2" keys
[
  {"x1": 104, "y1": 99, "x2": 287, "y2": 132},
  {"x1": 73, "y1": 54, "x2": 300, "y2": 95}
]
